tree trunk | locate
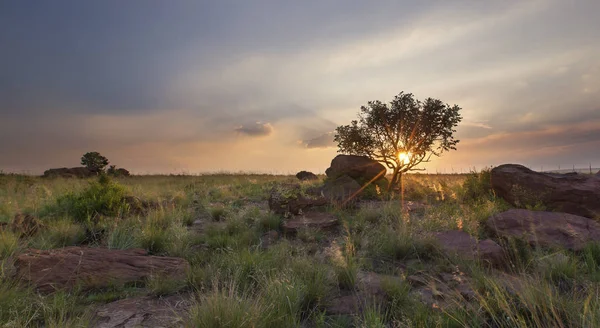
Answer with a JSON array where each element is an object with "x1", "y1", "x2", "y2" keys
[{"x1": 387, "y1": 167, "x2": 399, "y2": 193}]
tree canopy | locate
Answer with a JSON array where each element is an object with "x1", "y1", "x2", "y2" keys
[
  {"x1": 334, "y1": 92, "x2": 462, "y2": 190},
  {"x1": 81, "y1": 151, "x2": 109, "y2": 173}
]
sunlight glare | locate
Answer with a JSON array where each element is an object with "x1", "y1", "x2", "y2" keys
[{"x1": 398, "y1": 151, "x2": 411, "y2": 164}]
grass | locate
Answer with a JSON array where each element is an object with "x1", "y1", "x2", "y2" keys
[{"x1": 1, "y1": 172, "x2": 599, "y2": 327}]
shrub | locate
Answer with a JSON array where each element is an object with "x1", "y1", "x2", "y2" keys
[
  {"x1": 458, "y1": 168, "x2": 493, "y2": 202},
  {"x1": 49, "y1": 176, "x2": 129, "y2": 223}
]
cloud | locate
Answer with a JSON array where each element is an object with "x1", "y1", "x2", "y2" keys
[
  {"x1": 234, "y1": 122, "x2": 274, "y2": 137},
  {"x1": 300, "y1": 132, "x2": 335, "y2": 149}
]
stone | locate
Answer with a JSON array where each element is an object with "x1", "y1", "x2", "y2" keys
[
  {"x1": 486, "y1": 209, "x2": 600, "y2": 251},
  {"x1": 92, "y1": 294, "x2": 191, "y2": 328},
  {"x1": 42, "y1": 167, "x2": 94, "y2": 178},
  {"x1": 322, "y1": 175, "x2": 362, "y2": 204},
  {"x1": 11, "y1": 214, "x2": 44, "y2": 237},
  {"x1": 260, "y1": 230, "x2": 279, "y2": 249},
  {"x1": 268, "y1": 184, "x2": 328, "y2": 216},
  {"x1": 491, "y1": 164, "x2": 600, "y2": 219},
  {"x1": 325, "y1": 155, "x2": 387, "y2": 181},
  {"x1": 432, "y1": 230, "x2": 504, "y2": 267},
  {"x1": 282, "y1": 212, "x2": 338, "y2": 233},
  {"x1": 15, "y1": 247, "x2": 189, "y2": 293},
  {"x1": 10, "y1": 213, "x2": 44, "y2": 237},
  {"x1": 295, "y1": 171, "x2": 318, "y2": 181},
  {"x1": 326, "y1": 272, "x2": 402, "y2": 315},
  {"x1": 407, "y1": 270, "x2": 476, "y2": 310}
]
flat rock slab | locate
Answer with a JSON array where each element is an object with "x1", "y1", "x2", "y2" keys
[
  {"x1": 433, "y1": 230, "x2": 504, "y2": 267},
  {"x1": 93, "y1": 294, "x2": 192, "y2": 328},
  {"x1": 486, "y1": 209, "x2": 600, "y2": 250},
  {"x1": 491, "y1": 164, "x2": 600, "y2": 218},
  {"x1": 15, "y1": 247, "x2": 189, "y2": 293},
  {"x1": 282, "y1": 212, "x2": 338, "y2": 233}
]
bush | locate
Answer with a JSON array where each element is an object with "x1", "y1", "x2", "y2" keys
[
  {"x1": 458, "y1": 168, "x2": 493, "y2": 202},
  {"x1": 48, "y1": 176, "x2": 130, "y2": 223}
]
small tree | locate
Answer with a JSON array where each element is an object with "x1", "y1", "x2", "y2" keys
[
  {"x1": 334, "y1": 92, "x2": 462, "y2": 191},
  {"x1": 81, "y1": 151, "x2": 109, "y2": 173}
]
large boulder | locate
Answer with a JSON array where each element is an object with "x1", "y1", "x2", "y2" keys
[
  {"x1": 296, "y1": 171, "x2": 318, "y2": 181},
  {"x1": 322, "y1": 175, "x2": 362, "y2": 204},
  {"x1": 43, "y1": 167, "x2": 94, "y2": 178},
  {"x1": 491, "y1": 164, "x2": 600, "y2": 219},
  {"x1": 268, "y1": 184, "x2": 328, "y2": 216},
  {"x1": 15, "y1": 247, "x2": 189, "y2": 293},
  {"x1": 325, "y1": 155, "x2": 387, "y2": 181},
  {"x1": 486, "y1": 209, "x2": 600, "y2": 251}
]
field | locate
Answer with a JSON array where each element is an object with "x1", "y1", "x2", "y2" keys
[{"x1": 1, "y1": 172, "x2": 599, "y2": 327}]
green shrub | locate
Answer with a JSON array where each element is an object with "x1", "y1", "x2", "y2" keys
[
  {"x1": 458, "y1": 168, "x2": 493, "y2": 202},
  {"x1": 48, "y1": 176, "x2": 129, "y2": 223}
]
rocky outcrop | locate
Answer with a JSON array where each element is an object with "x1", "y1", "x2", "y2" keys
[
  {"x1": 9, "y1": 213, "x2": 44, "y2": 237},
  {"x1": 92, "y1": 294, "x2": 191, "y2": 328},
  {"x1": 15, "y1": 247, "x2": 189, "y2": 293},
  {"x1": 43, "y1": 167, "x2": 95, "y2": 178},
  {"x1": 268, "y1": 184, "x2": 328, "y2": 216},
  {"x1": 296, "y1": 171, "x2": 318, "y2": 181},
  {"x1": 323, "y1": 155, "x2": 388, "y2": 202},
  {"x1": 322, "y1": 175, "x2": 362, "y2": 203},
  {"x1": 282, "y1": 212, "x2": 339, "y2": 233},
  {"x1": 325, "y1": 155, "x2": 386, "y2": 181},
  {"x1": 491, "y1": 164, "x2": 600, "y2": 219},
  {"x1": 432, "y1": 230, "x2": 505, "y2": 267},
  {"x1": 486, "y1": 209, "x2": 600, "y2": 251}
]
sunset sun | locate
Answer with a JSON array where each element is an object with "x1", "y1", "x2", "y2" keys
[{"x1": 398, "y1": 151, "x2": 411, "y2": 164}]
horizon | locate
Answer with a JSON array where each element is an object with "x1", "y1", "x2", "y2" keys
[{"x1": 2, "y1": 1, "x2": 600, "y2": 174}]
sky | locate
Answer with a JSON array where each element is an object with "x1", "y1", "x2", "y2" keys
[{"x1": 1, "y1": 0, "x2": 599, "y2": 174}]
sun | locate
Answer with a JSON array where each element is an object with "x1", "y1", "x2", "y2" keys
[{"x1": 398, "y1": 152, "x2": 411, "y2": 164}]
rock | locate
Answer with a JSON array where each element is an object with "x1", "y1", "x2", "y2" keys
[
  {"x1": 123, "y1": 196, "x2": 160, "y2": 215},
  {"x1": 260, "y1": 230, "x2": 279, "y2": 249},
  {"x1": 283, "y1": 212, "x2": 338, "y2": 233},
  {"x1": 491, "y1": 164, "x2": 600, "y2": 218},
  {"x1": 325, "y1": 155, "x2": 387, "y2": 181},
  {"x1": 432, "y1": 230, "x2": 504, "y2": 267},
  {"x1": 327, "y1": 295, "x2": 359, "y2": 315},
  {"x1": 268, "y1": 184, "x2": 328, "y2": 216},
  {"x1": 296, "y1": 171, "x2": 318, "y2": 181},
  {"x1": 327, "y1": 272, "x2": 402, "y2": 315},
  {"x1": 10, "y1": 213, "x2": 44, "y2": 237},
  {"x1": 115, "y1": 168, "x2": 131, "y2": 177},
  {"x1": 92, "y1": 294, "x2": 191, "y2": 328},
  {"x1": 15, "y1": 247, "x2": 189, "y2": 293},
  {"x1": 486, "y1": 209, "x2": 600, "y2": 251},
  {"x1": 322, "y1": 175, "x2": 362, "y2": 204},
  {"x1": 408, "y1": 270, "x2": 476, "y2": 310},
  {"x1": 42, "y1": 167, "x2": 94, "y2": 178}
]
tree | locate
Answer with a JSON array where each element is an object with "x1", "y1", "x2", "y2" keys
[
  {"x1": 81, "y1": 151, "x2": 109, "y2": 173},
  {"x1": 334, "y1": 92, "x2": 462, "y2": 191}
]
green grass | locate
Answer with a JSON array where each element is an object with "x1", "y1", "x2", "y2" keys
[{"x1": 2, "y1": 172, "x2": 600, "y2": 327}]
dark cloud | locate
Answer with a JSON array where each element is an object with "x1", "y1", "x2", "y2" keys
[
  {"x1": 301, "y1": 132, "x2": 336, "y2": 149},
  {"x1": 234, "y1": 122, "x2": 274, "y2": 137}
]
